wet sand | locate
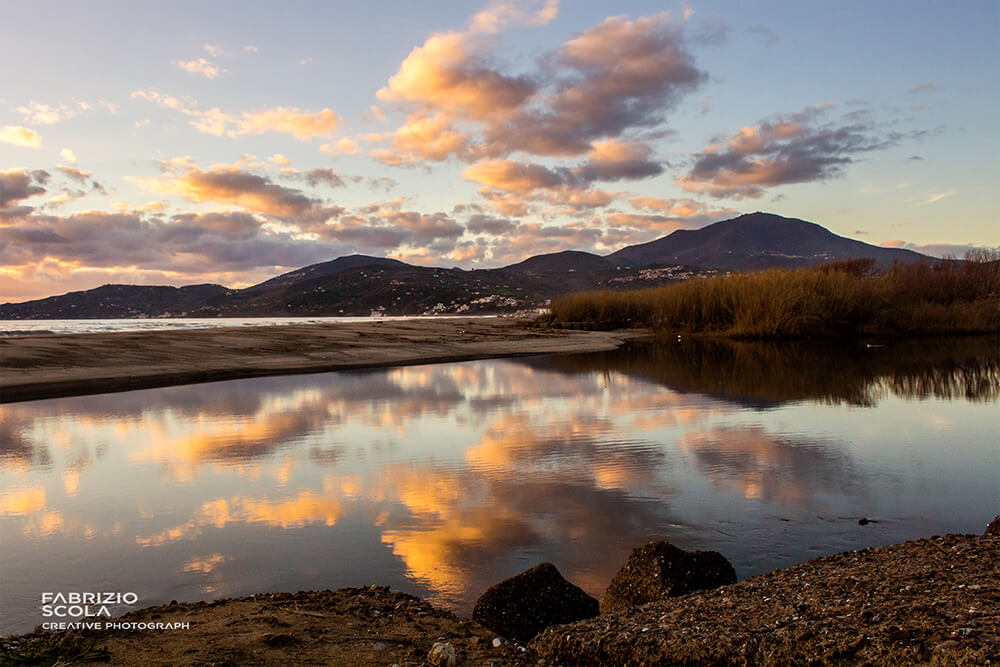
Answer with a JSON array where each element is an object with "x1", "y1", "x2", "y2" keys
[{"x1": 0, "y1": 318, "x2": 643, "y2": 403}]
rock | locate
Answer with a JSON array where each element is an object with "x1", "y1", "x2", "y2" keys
[
  {"x1": 427, "y1": 641, "x2": 456, "y2": 666},
  {"x1": 600, "y1": 541, "x2": 736, "y2": 613},
  {"x1": 472, "y1": 563, "x2": 599, "y2": 643},
  {"x1": 985, "y1": 514, "x2": 1000, "y2": 535}
]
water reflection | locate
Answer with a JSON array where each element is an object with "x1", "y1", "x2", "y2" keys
[
  {"x1": 1, "y1": 336, "x2": 997, "y2": 634},
  {"x1": 678, "y1": 426, "x2": 860, "y2": 506},
  {"x1": 550, "y1": 335, "x2": 1000, "y2": 407}
]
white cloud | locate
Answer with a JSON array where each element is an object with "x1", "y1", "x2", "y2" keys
[{"x1": 172, "y1": 57, "x2": 225, "y2": 79}]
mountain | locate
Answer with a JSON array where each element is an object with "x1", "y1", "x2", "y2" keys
[
  {"x1": 0, "y1": 284, "x2": 228, "y2": 319},
  {"x1": 250, "y1": 255, "x2": 409, "y2": 291},
  {"x1": 1, "y1": 213, "x2": 936, "y2": 319},
  {"x1": 500, "y1": 250, "x2": 614, "y2": 274},
  {"x1": 607, "y1": 212, "x2": 926, "y2": 270}
]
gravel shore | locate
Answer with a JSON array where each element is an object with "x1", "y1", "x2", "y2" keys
[{"x1": 3, "y1": 534, "x2": 996, "y2": 665}]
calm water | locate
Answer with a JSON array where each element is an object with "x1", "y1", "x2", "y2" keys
[
  {"x1": 0, "y1": 315, "x2": 496, "y2": 336},
  {"x1": 1, "y1": 336, "x2": 997, "y2": 634}
]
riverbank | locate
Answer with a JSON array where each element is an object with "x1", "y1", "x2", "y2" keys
[
  {"x1": 2, "y1": 533, "x2": 996, "y2": 665},
  {"x1": 548, "y1": 258, "x2": 1000, "y2": 337},
  {"x1": 0, "y1": 318, "x2": 643, "y2": 403}
]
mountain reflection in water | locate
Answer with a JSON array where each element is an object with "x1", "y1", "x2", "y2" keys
[{"x1": 1, "y1": 336, "x2": 997, "y2": 634}]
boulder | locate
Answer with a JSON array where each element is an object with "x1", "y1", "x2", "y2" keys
[
  {"x1": 472, "y1": 562, "x2": 599, "y2": 643},
  {"x1": 600, "y1": 541, "x2": 736, "y2": 613},
  {"x1": 986, "y1": 515, "x2": 1000, "y2": 536}
]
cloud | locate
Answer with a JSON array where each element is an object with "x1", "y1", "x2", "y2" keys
[
  {"x1": 879, "y1": 239, "x2": 993, "y2": 259},
  {"x1": 132, "y1": 89, "x2": 340, "y2": 140},
  {"x1": 59, "y1": 149, "x2": 78, "y2": 164},
  {"x1": 907, "y1": 82, "x2": 939, "y2": 95},
  {"x1": 373, "y1": 8, "x2": 701, "y2": 166},
  {"x1": 131, "y1": 163, "x2": 323, "y2": 217},
  {"x1": 56, "y1": 166, "x2": 93, "y2": 184},
  {"x1": 462, "y1": 139, "x2": 660, "y2": 210},
  {"x1": 462, "y1": 159, "x2": 568, "y2": 193},
  {"x1": 320, "y1": 137, "x2": 361, "y2": 156},
  {"x1": 628, "y1": 196, "x2": 734, "y2": 220},
  {"x1": 574, "y1": 139, "x2": 663, "y2": 182},
  {"x1": 203, "y1": 107, "x2": 340, "y2": 140},
  {"x1": 476, "y1": 188, "x2": 531, "y2": 216},
  {"x1": 915, "y1": 190, "x2": 954, "y2": 205},
  {"x1": 0, "y1": 169, "x2": 48, "y2": 208},
  {"x1": 281, "y1": 168, "x2": 347, "y2": 188},
  {"x1": 466, "y1": 213, "x2": 518, "y2": 235},
  {"x1": 15, "y1": 102, "x2": 77, "y2": 125},
  {"x1": 468, "y1": 0, "x2": 559, "y2": 33},
  {"x1": 603, "y1": 212, "x2": 710, "y2": 233},
  {"x1": 371, "y1": 113, "x2": 472, "y2": 164},
  {"x1": 482, "y1": 12, "x2": 704, "y2": 157},
  {"x1": 377, "y1": 31, "x2": 536, "y2": 121},
  {"x1": 203, "y1": 43, "x2": 229, "y2": 58},
  {"x1": 676, "y1": 106, "x2": 898, "y2": 198},
  {"x1": 0, "y1": 126, "x2": 42, "y2": 148},
  {"x1": 172, "y1": 57, "x2": 225, "y2": 79}
]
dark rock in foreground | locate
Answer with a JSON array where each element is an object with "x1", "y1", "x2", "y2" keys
[
  {"x1": 986, "y1": 514, "x2": 1000, "y2": 535},
  {"x1": 472, "y1": 562, "x2": 599, "y2": 643},
  {"x1": 532, "y1": 534, "x2": 1000, "y2": 666},
  {"x1": 600, "y1": 540, "x2": 737, "y2": 613}
]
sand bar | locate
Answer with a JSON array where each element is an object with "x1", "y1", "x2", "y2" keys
[{"x1": 0, "y1": 318, "x2": 642, "y2": 403}]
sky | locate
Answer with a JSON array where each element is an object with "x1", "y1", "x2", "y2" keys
[{"x1": 1, "y1": 0, "x2": 997, "y2": 302}]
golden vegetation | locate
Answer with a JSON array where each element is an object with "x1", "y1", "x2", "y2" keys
[{"x1": 548, "y1": 255, "x2": 1000, "y2": 337}]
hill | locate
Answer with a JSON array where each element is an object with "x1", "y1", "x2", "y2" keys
[
  {"x1": 607, "y1": 212, "x2": 926, "y2": 270},
  {"x1": 0, "y1": 213, "x2": 938, "y2": 319}
]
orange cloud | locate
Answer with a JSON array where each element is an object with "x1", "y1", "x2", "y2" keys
[
  {"x1": 172, "y1": 57, "x2": 225, "y2": 79},
  {"x1": 320, "y1": 137, "x2": 361, "y2": 156},
  {"x1": 132, "y1": 89, "x2": 339, "y2": 140},
  {"x1": 130, "y1": 163, "x2": 320, "y2": 216},
  {"x1": 462, "y1": 159, "x2": 565, "y2": 193},
  {"x1": 377, "y1": 32, "x2": 535, "y2": 121},
  {"x1": 16, "y1": 102, "x2": 77, "y2": 125},
  {"x1": 468, "y1": 0, "x2": 559, "y2": 34},
  {"x1": 0, "y1": 126, "x2": 42, "y2": 148},
  {"x1": 372, "y1": 113, "x2": 470, "y2": 164},
  {"x1": 628, "y1": 196, "x2": 735, "y2": 219}
]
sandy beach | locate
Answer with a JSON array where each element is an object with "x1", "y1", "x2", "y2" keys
[{"x1": 0, "y1": 318, "x2": 642, "y2": 403}]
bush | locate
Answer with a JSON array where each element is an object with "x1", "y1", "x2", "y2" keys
[{"x1": 548, "y1": 255, "x2": 1000, "y2": 337}]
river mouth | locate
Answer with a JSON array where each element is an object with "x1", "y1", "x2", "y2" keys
[{"x1": 1, "y1": 335, "x2": 997, "y2": 635}]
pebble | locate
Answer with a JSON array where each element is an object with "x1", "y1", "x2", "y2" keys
[
  {"x1": 492, "y1": 637, "x2": 503, "y2": 648},
  {"x1": 428, "y1": 641, "x2": 457, "y2": 667}
]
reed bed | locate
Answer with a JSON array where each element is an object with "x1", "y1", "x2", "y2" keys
[{"x1": 548, "y1": 256, "x2": 1000, "y2": 337}]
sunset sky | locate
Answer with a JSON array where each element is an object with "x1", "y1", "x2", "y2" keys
[{"x1": 1, "y1": 0, "x2": 997, "y2": 302}]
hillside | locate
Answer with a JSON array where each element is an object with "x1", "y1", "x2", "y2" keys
[
  {"x1": 607, "y1": 212, "x2": 926, "y2": 270},
  {"x1": 0, "y1": 213, "x2": 936, "y2": 319}
]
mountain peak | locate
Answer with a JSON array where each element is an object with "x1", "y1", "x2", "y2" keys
[{"x1": 606, "y1": 212, "x2": 925, "y2": 270}]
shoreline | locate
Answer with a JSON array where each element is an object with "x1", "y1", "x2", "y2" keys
[
  {"x1": 3, "y1": 533, "x2": 996, "y2": 665},
  {"x1": 0, "y1": 318, "x2": 646, "y2": 403}
]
